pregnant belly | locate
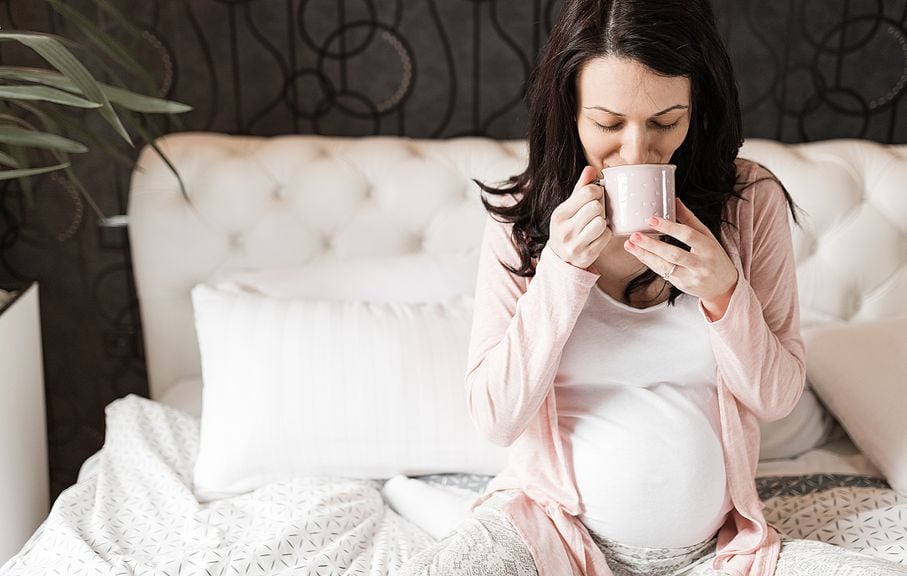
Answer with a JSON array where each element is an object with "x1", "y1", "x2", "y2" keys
[{"x1": 562, "y1": 385, "x2": 731, "y2": 549}]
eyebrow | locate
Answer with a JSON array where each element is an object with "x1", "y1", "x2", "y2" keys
[{"x1": 583, "y1": 104, "x2": 689, "y2": 117}]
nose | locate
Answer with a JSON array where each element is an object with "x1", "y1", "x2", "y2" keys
[{"x1": 619, "y1": 127, "x2": 648, "y2": 165}]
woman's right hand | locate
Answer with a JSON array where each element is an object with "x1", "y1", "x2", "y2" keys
[{"x1": 548, "y1": 165, "x2": 612, "y2": 270}]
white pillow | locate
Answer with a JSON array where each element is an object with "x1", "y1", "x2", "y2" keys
[
  {"x1": 210, "y1": 251, "x2": 479, "y2": 303},
  {"x1": 804, "y1": 316, "x2": 907, "y2": 494},
  {"x1": 758, "y1": 386, "x2": 836, "y2": 460},
  {"x1": 190, "y1": 284, "x2": 507, "y2": 501}
]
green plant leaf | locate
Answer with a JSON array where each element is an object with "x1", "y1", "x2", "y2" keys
[
  {"x1": 59, "y1": 162, "x2": 107, "y2": 222},
  {"x1": 0, "y1": 125, "x2": 88, "y2": 153},
  {"x1": 0, "y1": 30, "x2": 133, "y2": 145},
  {"x1": 0, "y1": 112, "x2": 33, "y2": 127},
  {"x1": 0, "y1": 103, "x2": 36, "y2": 202},
  {"x1": 16, "y1": 101, "x2": 136, "y2": 170},
  {"x1": 103, "y1": 84, "x2": 192, "y2": 114},
  {"x1": 0, "y1": 162, "x2": 70, "y2": 181},
  {"x1": 0, "y1": 84, "x2": 102, "y2": 108},
  {"x1": 7, "y1": 101, "x2": 63, "y2": 134},
  {"x1": 0, "y1": 150, "x2": 19, "y2": 168},
  {"x1": 45, "y1": 0, "x2": 159, "y2": 96},
  {"x1": 0, "y1": 67, "x2": 192, "y2": 113},
  {"x1": 120, "y1": 110, "x2": 189, "y2": 202},
  {"x1": 91, "y1": 0, "x2": 148, "y2": 42}
]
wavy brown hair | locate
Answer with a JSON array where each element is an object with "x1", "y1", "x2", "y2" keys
[{"x1": 478, "y1": 0, "x2": 798, "y2": 305}]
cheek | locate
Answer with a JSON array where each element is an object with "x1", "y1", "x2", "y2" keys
[
  {"x1": 577, "y1": 124, "x2": 617, "y2": 160},
  {"x1": 658, "y1": 127, "x2": 689, "y2": 158}
]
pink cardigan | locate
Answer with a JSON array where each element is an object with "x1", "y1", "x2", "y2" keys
[{"x1": 465, "y1": 159, "x2": 806, "y2": 576}]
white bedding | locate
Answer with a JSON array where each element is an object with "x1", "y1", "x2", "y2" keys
[
  {"x1": 755, "y1": 435, "x2": 882, "y2": 478},
  {"x1": 6, "y1": 395, "x2": 904, "y2": 575},
  {"x1": 2, "y1": 396, "x2": 433, "y2": 576}
]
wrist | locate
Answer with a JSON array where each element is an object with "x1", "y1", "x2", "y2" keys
[{"x1": 701, "y1": 273, "x2": 738, "y2": 322}]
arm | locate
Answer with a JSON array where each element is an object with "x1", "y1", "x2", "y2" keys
[
  {"x1": 465, "y1": 215, "x2": 598, "y2": 446},
  {"x1": 700, "y1": 173, "x2": 807, "y2": 421}
]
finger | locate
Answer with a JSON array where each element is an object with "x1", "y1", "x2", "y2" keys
[
  {"x1": 573, "y1": 165, "x2": 601, "y2": 194},
  {"x1": 577, "y1": 215, "x2": 608, "y2": 246},
  {"x1": 674, "y1": 198, "x2": 712, "y2": 236},
  {"x1": 627, "y1": 231, "x2": 692, "y2": 267},
  {"x1": 568, "y1": 198, "x2": 604, "y2": 230},
  {"x1": 645, "y1": 214, "x2": 702, "y2": 248},
  {"x1": 556, "y1": 167, "x2": 603, "y2": 221},
  {"x1": 623, "y1": 235, "x2": 679, "y2": 278}
]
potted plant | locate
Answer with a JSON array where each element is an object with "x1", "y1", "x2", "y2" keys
[
  {"x1": 0, "y1": 3, "x2": 190, "y2": 526},
  {"x1": 0, "y1": 0, "x2": 192, "y2": 226}
]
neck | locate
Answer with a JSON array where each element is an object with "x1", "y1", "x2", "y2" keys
[
  {"x1": 590, "y1": 240, "x2": 645, "y2": 281},
  {"x1": 591, "y1": 241, "x2": 671, "y2": 306}
]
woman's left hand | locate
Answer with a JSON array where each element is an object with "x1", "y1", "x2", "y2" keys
[{"x1": 623, "y1": 197, "x2": 738, "y2": 320}]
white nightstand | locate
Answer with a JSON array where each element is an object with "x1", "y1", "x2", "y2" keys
[{"x1": 0, "y1": 283, "x2": 49, "y2": 564}]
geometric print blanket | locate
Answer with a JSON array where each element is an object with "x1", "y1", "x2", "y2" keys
[
  {"x1": 1, "y1": 395, "x2": 433, "y2": 576},
  {"x1": 757, "y1": 475, "x2": 907, "y2": 566},
  {"x1": 2, "y1": 395, "x2": 905, "y2": 575},
  {"x1": 419, "y1": 472, "x2": 907, "y2": 566}
]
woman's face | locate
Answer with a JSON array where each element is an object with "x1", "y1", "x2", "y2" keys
[{"x1": 576, "y1": 56, "x2": 691, "y2": 170}]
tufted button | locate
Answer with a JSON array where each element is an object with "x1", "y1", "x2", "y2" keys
[
  {"x1": 805, "y1": 234, "x2": 818, "y2": 258},
  {"x1": 848, "y1": 290, "x2": 863, "y2": 319},
  {"x1": 227, "y1": 232, "x2": 244, "y2": 252},
  {"x1": 271, "y1": 184, "x2": 284, "y2": 200}
]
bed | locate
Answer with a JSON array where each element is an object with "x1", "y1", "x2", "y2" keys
[{"x1": 2, "y1": 134, "x2": 906, "y2": 575}]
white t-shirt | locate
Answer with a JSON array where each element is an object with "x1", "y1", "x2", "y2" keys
[{"x1": 555, "y1": 283, "x2": 732, "y2": 548}]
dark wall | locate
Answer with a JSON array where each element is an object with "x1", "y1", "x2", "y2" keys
[{"x1": 1, "y1": 0, "x2": 905, "y2": 502}]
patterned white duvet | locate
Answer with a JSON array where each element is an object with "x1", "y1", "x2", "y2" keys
[
  {"x1": 3, "y1": 395, "x2": 905, "y2": 575},
  {"x1": 1, "y1": 396, "x2": 434, "y2": 576}
]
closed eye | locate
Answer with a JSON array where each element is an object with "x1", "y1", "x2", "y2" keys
[
  {"x1": 653, "y1": 121, "x2": 680, "y2": 132},
  {"x1": 594, "y1": 122, "x2": 622, "y2": 133},
  {"x1": 594, "y1": 121, "x2": 680, "y2": 133}
]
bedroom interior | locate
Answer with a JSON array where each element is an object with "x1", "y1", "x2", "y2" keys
[{"x1": 1, "y1": 0, "x2": 906, "y2": 573}]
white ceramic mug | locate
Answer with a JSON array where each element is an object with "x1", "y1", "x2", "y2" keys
[{"x1": 598, "y1": 163, "x2": 676, "y2": 236}]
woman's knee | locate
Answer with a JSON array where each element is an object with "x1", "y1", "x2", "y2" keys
[{"x1": 398, "y1": 509, "x2": 537, "y2": 576}]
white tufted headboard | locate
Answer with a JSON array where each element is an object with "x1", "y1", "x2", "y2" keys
[{"x1": 128, "y1": 133, "x2": 907, "y2": 401}]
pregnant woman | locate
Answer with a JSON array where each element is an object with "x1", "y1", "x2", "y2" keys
[{"x1": 401, "y1": 0, "x2": 907, "y2": 575}]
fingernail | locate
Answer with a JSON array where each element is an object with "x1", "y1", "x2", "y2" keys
[
  {"x1": 648, "y1": 216, "x2": 659, "y2": 226},
  {"x1": 631, "y1": 232, "x2": 642, "y2": 242}
]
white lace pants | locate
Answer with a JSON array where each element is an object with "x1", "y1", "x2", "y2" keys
[{"x1": 398, "y1": 492, "x2": 907, "y2": 576}]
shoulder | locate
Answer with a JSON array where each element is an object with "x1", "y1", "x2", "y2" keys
[
  {"x1": 725, "y1": 158, "x2": 796, "y2": 267},
  {"x1": 480, "y1": 191, "x2": 527, "y2": 267},
  {"x1": 727, "y1": 157, "x2": 794, "y2": 232},
  {"x1": 483, "y1": 188, "x2": 523, "y2": 211},
  {"x1": 733, "y1": 158, "x2": 790, "y2": 214},
  {"x1": 481, "y1": 188, "x2": 528, "y2": 236}
]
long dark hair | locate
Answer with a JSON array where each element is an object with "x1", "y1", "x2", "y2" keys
[{"x1": 478, "y1": 0, "x2": 797, "y2": 305}]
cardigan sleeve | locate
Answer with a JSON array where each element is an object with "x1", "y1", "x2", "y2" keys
[
  {"x1": 699, "y1": 165, "x2": 807, "y2": 422},
  {"x1": 465, "y1": 213, "x2": 598, "y2": 446}
]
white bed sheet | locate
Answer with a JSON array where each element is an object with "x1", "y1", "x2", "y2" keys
[
  {"x1": 756, "y1": 435, "x2": 882, "y2": 479},
  {"x1": 76, "y1": 377, "x2": 203, "y2": 483},
  {"x1": 30, "y1": 384, "x2": 899, "y2": 576},
  {"x1": 5, "y1": 395, "x2": 434, "y2": 576}
]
